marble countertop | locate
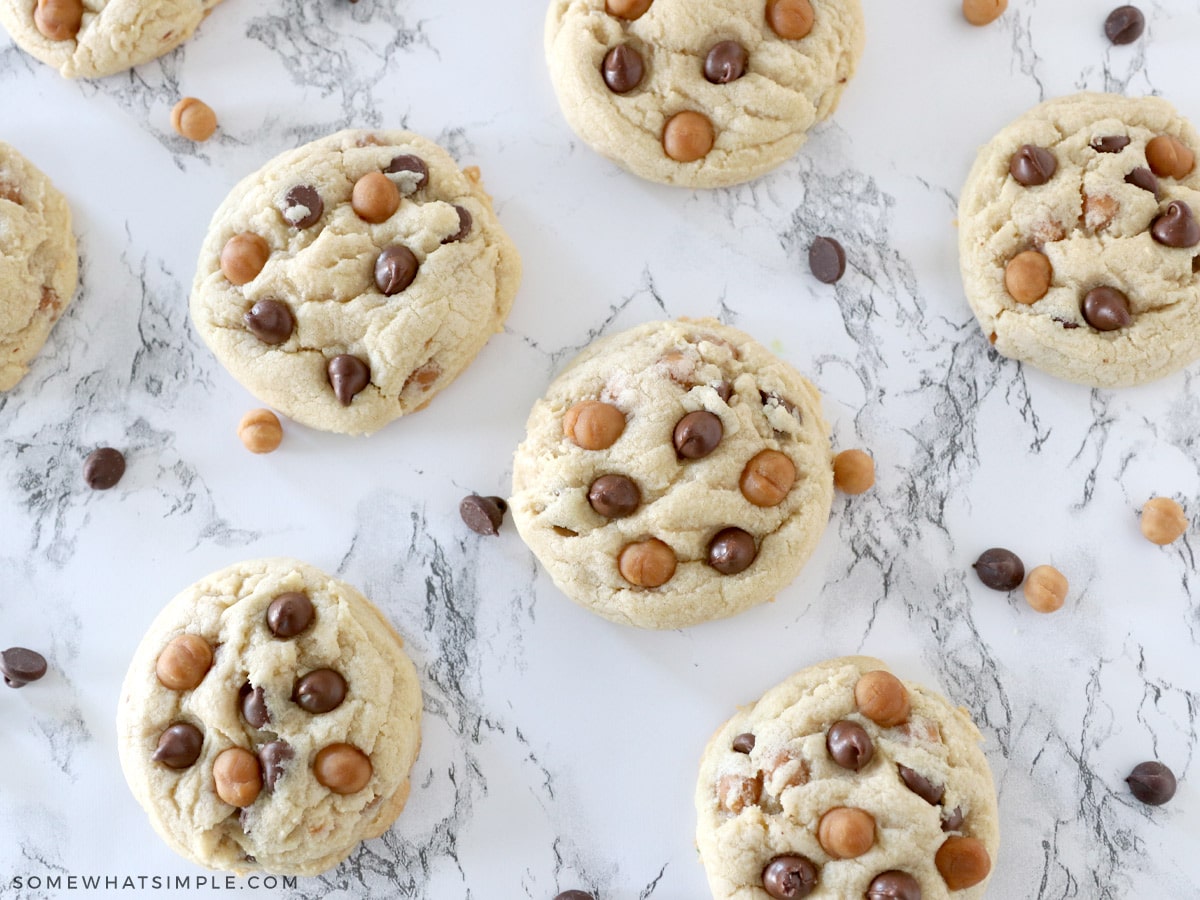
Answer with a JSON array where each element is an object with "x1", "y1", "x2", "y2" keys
[{"x1": 2, "y1": 1, "x2": 1199, "y2": 897}]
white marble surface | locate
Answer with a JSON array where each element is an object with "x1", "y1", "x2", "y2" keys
[{"x1": 2, "y1": 1, "x2": 1199, "y2": 897}]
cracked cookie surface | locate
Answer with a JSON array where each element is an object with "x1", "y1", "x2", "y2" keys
[
  {"x1": 510, "y1": 319, "x2": 833, "y2": 629},
  {"x1": 959, "y1": 92, "x2": 1200, "y2": 386}
]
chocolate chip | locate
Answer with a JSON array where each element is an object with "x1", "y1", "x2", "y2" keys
[
  {"x1": 327, "y1": 354, "x2": 370, "y2": 405},
  {"x1": 266, "y1": 591, "x2": 314, "y2": 638},
  {"x1": 1105, "y1": 5, "x2": 1145, "y2": 44},
  {"x1": 732, "y1": 732, "x2": 756, "y2": 754},
  {"x1": 1009, "y1": 145, "x2": 1057, "y2": 186},
  {"x1": 0, "y1": 647, "x2": 48, "y2": 688},
  {"x1": 243, "y1": 299, "x2": 295, "y2": 345},
  {"x1": 761, "y1": 855, "x2": 819, "y2": 899},
  {"x1": 866, "y1": 870, "x2": 922, "y2": 900},
  {"x1": 553, "y1": 892, "x2": 595, "y2": 900},
  {"x1": 385, "y1": 154, "x2": 429, "y2": 192},
  {"x1": 441, "y1": 205, "x2": 472, "y2": 244},
  {"x1": 259, "y1": 740, "x2": 294, "y2": 790},
  {"x1": 1126, "y1": 760, "x2": 1176, "y2": 805},
  {"x1": 704, "y1": 40, "x2": 747, "y2": 84},
  {"x1": 1125, "y1": 167, "x2": 1159, "y2": 196},
  {"x1": 281, "y1": 184, "x2": 323, "y2": 229},
  {"x1": 602, "y1": 44, "x2": 644, "y2": 93},
  {"x1": 587, "y1": 475, "x2": 640, "y2": 519},
  {"x1": 897, "y1": 763, "x2": 945, "y2": 805},
  {"x1": 1082, "y1": 286, "x2": 1132, "y2": 331},
  {"x1": 1193, "y1": 256, "x2": 1200, "y2": 274},
  {"x1": 293, "y1": 669, "x2": 348, "y2": 714},
  {"x1": 152, "y1": 723, "x2": 203, "y2": 769},
  {"x1": 239, "y1": 683, "x2": 270, "y2": 728},
  {"x1": 83, "y1": 448, "x2": 126, "y2": 491},
  {"x1": 1091, "y1": 135, "x2": 1131, "y2": 154},
  {"x1": 972, "y1": 548, "x2": 1025, "y2": 591},
  {"x1": 707, "y1": 527, "x2": 757, "y2": 575},
  {"x1": 1151, "y1": 201, "x2": 1200, "y2": 249},
  {"x1": 460, "y1": 494, "x2": 508, "y2": 535},
  {"x1": 941, "y1": 806, "x2": 965, "y2": 832},
  {"x1": 673, "y1": 410, "x2": 723, "y2": 459},
  {"x1": 375, "y1": 245, "x2": 419, "y2": 295},
  {"x1": 715, "y1": 381, "x2": 733, "y2": 402},
  {"x1": 809, "y1": 236, "x2": 846, "y2": 284},
  {"x1": 826, "y1": 720, "x2": 874, "y2": 771}
]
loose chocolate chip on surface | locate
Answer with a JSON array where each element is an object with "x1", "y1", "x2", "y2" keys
[
  {"x1": 267, "y1": 591, "x2": 314, "y2": 637},
  {"x1": 243, "y1": 299, "x2": 295, "y2": 345},
  {"x1": 588, "y1": 475, "x2": 640, "y2": 518},
  {"x1": 941, "y1": 806, "x2": 965, "y2": 832},
  {"x1": 1126, "y1": 760, "x2": 1176, "y2": 805},
  {"x1": 1, "y1": 647, "x2": 47, "y2": 688},
  {"x1": 1125, "y1": 167, "x2": 1159, "y2": 195},
  {"x1": 460, "y1": 494, "x2": 508, "y2": 535},
  {"x1": 1082, "y1": 286, "x2": 1132, "y2": 331},
  {"x1": 259, "y1": 740, "x2": 294, "y2": 790},
  {"x1": 153, "y1": 723, "x2": 203, "y2": 769},
  {"x1": 83, "y1": 447, "x2": 126, "y2": 490},
  {"x1": 386, "y1": 154, "x2": 429, "y2": 191},
  {"x1": 1151, "y1": 201, "x2": 1200, "y2": 249},
  {"x1": 374, "y1": 245, "x2": 419, "y2": 296},
  {"x1": 866, "y1": 870, "x2": 922, "y2": 900},
  {"x1": 761, "y1": 854, "x2": 819, "y2": 899},
  {"x1": 602, "y1": 44, "x2": 645, "y2": 93},
  {"x1": 1091, "y1": 135, "x2": 1131, "y2": 154},
  {"x1": 704, "y1": 40, "x2": 748, "y2": 84},
  {"x1": 673, "y1": 410, "x2": 723, "y2": 459},
  {"x1": 327, "y1": 354, "x2": 371, "y2": 405},
  {"x1": 293, "y1": 669, "x2": 348, "y2": 714},
  {"x1": 1009, "y1": 145, "x2": 1057, "y2": 186},
  {"x1": 1105, "y1": 5, "x2": 1145, "y2": 44},
  {"x1": 972, "y1": 547, "x2": 1025, "y2": 590},
  {"x1": 441, "y1": 205, "x2": 472, "y2": 244},
  {"x1": 809, "y1": 236, "x2": 847, "y2": 284},
  {"x1": 239, "y1": 683, "x2": 270, "y2": 728},
  {"x1": 826, "y1": 720, "x2": 874, "y2": 771},
  {"x1": 732, "y1": 732, "x2": 756, "y2": 754},
  {"x1": 281, "y1": 184, "x2": 324, "y2": 229},
  {"x1": 898, "y1": 763, "x2": 945, "y2": 805},
  {"x1": 553, "y1": 892, "x2": 595, "y2": 900},
  {"x1": 707, "y1": 527, "x2": 757, "y2": 575}
]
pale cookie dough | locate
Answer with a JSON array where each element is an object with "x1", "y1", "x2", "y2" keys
[
  {"x1": 190, "y1": 129, "x2": 522, "y2": 435},
  {"x1": 116, "y1": 558, "x2": 423, "y2": 876},
  {"x1": 696, "y1": 656, "x2": 1000, "y2": 899},
  {"x1": 545, "y1": 0, "x2": 865, "y2": 188},
  {"x1": 0, "y1": 142, "x2": 77, "y2": 391},
  {"x1": 0, "y1": 0, "x2": 223, "y2": 79},
  {"x1": 959, "y1": 92, "x2": 1200, "y2": 386},
  {"x1": 510, "y1": 319, "x2": 834, "y2": 630}
]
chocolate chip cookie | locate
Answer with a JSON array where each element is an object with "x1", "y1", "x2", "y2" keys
[
  {"x1": 189, "y1": 129, "x2": 522, "y2": 435},
  {"x1": 959, "y1": 92, "x2": 1200, "y2": 386},
  {"x1": 0, "y1": 142, "x2": 77, "y2": 391},
  {"x1": 116, "y1": 558, "x2": 423, "y2": 875},
  {"x1": 0, "y1": 0, "x2": 223, "y2": 78},
  {"x1": 696, "y1": 656, "x2": 1000, "y2": 899},
  {"x1": 545, "y1": 0, "x2": 865, "y2": 188},
  {"x1": 510, "y1": 319, "x2": 834, "y2": 629}
]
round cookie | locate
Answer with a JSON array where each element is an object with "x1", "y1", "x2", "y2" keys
[
  {"x1": 696, "y1": 656, "x2": 1000, "y2": 899},
  {"x1": 0, "y1": 0, "x2": 223, "y2": 79},
  {"x1": 959, "y1": 92, "x2": 1200, "y2": 387},
  {"x1": 544, "y1": 0, "x2": 865, "y2": 188},
  {"x1": 0, "y1": 142, "x2": 77, "y2": 392},
  {"x1": 189, "y1": 129, "x2": 522, "y2": 435},
  {"x1": 510, "y1": 319, "x2": 834, "y2": 629},
  {"x1": 116, "y1": 558, "x2": 423, "y2": 876}
]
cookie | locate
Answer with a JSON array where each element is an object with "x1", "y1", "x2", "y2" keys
[
  {"x1": 544, "y1": 0, "x2": 865, "y2": 188},
  {"x1": 0, "y1": 142, "x2": 77, "y2": 391},
  {"x1": 696, "y1": 656, "x2": 1000, "y2": 899},
  {"x1": 189, "y1": 129, "x2": 522, "y2": 435},
  {"x1": 0, "y1": 0, "x2": 223, "y2": 79},
  {"x1": 510, "y1": 319, "x2": 833, "y2": 629},
  {"x1": 959, "y1": 92, "x2": 1200, "y2": 387},
  {"x1": 116, "y1": 558, "x2": 423, "y2": 875}
]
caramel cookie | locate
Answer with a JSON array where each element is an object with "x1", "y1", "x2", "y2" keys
[
  {"x1": 959, "y1": 92, "x2": 1200, "y2": 386},
  {"x1": 0, "y1": 142, "x2": 77, "y2": 391},
  {"x1": 544, "y1": 0, "x2": 865, "y2": 188},
  {"x1": 0, "y1": 0, "x2": 223, "y2": 79},
  {"x1": 116, "y1": 558, "x2": 423, "y2": 875},
  {"x1": 696, "y1": 656, "x2": 1000, "y2": 899},
  {"x1": 510, "y1": 319, "x2": 833, "y2": 629},
  {"x1": 189, "y1": 129, "x2": 522, "y2": 435}
]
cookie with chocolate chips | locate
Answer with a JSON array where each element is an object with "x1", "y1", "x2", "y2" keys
[
  {"x1": 959, "y1": 92, "x2": 1200, "y2": 386},
  {"x1": 0, "y1": 142, "x2": 77, "y2": 391},
  {"x1": 545, "y1": 0, "x2": 865, "y2": 188},
  {"x1": 696, "y1": 656, "x2": 1000, "y2": 899},
  {"x1": 116, "y1": 558, "x2": 422, "y2": 875},
  {"x1": 510, "y1": 319, "x2": 834, "y2": 629},
  {"x1": 190, "y1": 129, "x2": 522, "y2": 435}
]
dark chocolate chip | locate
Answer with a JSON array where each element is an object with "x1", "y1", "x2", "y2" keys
[
  {"x1": 441, "y1": 205, "x2": 472, "y2": 244},
  {"x1": 385, "y1": 154, "x2": 429, "y2": 191},
  {"x1": 282, "y1": 184, "x2": 324, "y2": 229},
  {"x1": 704, "y1": 40, "x2": 747, "y2": 84},
  {"x1": 460, "y1": 494, "x2": 508, "y2": 535},
  {"x1": 553, "y1": 892, "x2": 595, "y2": 900},
  {"x1": 761, "y1": 855, "x2": 819, "y2": 899},
  {"x1": 1009, "y1": 145, "x2": 1058, "y2": 187},
  {"x1": 972, "y1": 548, "x2": 1025, "y2": 591},
  {"x1": 707, "y1": 527, "x2": 757, "y2": 575},
  {"x1": 1105, "y1": 5, "x2": 1145, "y2": 44},
  {"x1": 809, "y1": 236, "x2": 846, "y2": 284},
  {"x1": 1091, "y1": 135, "x2": 1131, "y2": 154},
  {"x1": 327, "y1": 354, "x2": 371, "y2": 405},
  {"x1": 1125, "y1": 167, "x2": 1159, "y2": 196},
  {"x1": 259, "y1": 740, "x2": 294, "y2": 790},
  {"x1": 1126, "y1": 760, "x2": 1176, "y2": 805},
  {"x1": 673, "y1": 410, "x2": 723, "y2": 459},
  {"x1": 83, "y1": 447, "x2": 125, "y2": 491},
  {"x1": 374, "y1": 245, "x2": 419, "y2": 296},
  {"x1": 587, "y1": 475, "x2": 641, "y2": 518},
  {"x1": 866, "y1": 870, "x2": 922, "y2": 900},
  {"x1": 1193, "y1": 256, "x2": 1200, "y2": 274},
  {"x1": 941, "y1": 806, "x2": 965, "y2": 832},
  {"x1": 0, "y1": 647, "x2": 47, "y2": 688},
  {"x1": 152, "y1": 723, "x2": 203, "y2": 769},
  {"x1": 1082, "y1": 286, "x2": 1132, "y2": 331},
  {"x1": 826, "y1": 720, "x2": 874, "y2": 771},
  {"x1": 240, "y1": 683, "x2": 270, "y2": 728},
  {"x1": 898, "y1": 763, "x2": 945, "y2": 805},
  {"x1": 243, "y1": 299, "x2": 295, "y2": 345},
  {"x1": 602, "y1": 44, "x2": 645, "y2": 93},
  {"x1": 732, "y1": 732, "x2": 756, "y2": 754},
  {"x1": 266, "y1": 591, "x2": 314, "y2": 638},
  {"x1": 1151, "y1": 200, "x2": 1200, "y2": 248},
  {"x1": 293, "y1": 669, "x2": 347, "y2": 714},
  {"x1": 761, "y1": 391, "x2": 802, "y2": 423},
  {"x1": 714, "y1": 381, "x2": 733, "y2": 402}
]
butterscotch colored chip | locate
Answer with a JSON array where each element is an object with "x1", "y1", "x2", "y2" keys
[{"x1": 171, "y1": 98, "x2": 218, "y2": 142}]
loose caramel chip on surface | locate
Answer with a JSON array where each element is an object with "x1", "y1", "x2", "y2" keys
[
  {"x1": 171, "y1": 98, "x2": 218, "y2": 142},
  {"x1": 962, "y1": 0, "x2": 1007, "y2": 26},
  {"x1": 238, "y1": 409, "x2": 283, "y2": 454},
  {"x1": 1024, "y1": 564, "x2": 1068, "y2": 613},
  {"x1": 833, "y1": 449, "x2": 875, "y2": 494},
  {"x1": 1140, "y1": 497, "x2": 1188, "y2": 545}
]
